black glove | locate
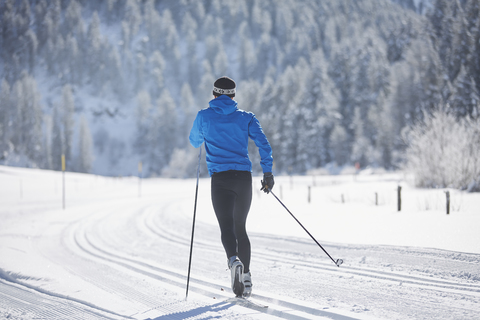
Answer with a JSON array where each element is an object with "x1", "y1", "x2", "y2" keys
[{"x1": 261, "y1": 172, "x2": 274, "y2": 194}]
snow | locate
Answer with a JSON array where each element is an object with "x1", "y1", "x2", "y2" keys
[{"x1": 1, "y1": 165, "x2": 479, "y2": 319}]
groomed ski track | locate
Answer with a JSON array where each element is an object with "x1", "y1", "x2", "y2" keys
[{"x1": 1, "y1": 173, "x2": 480, "y2": 319}]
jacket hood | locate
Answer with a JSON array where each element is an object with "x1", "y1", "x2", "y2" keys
[{"x1": 209, "y1": 95, "x2": 238, "y2": 115}]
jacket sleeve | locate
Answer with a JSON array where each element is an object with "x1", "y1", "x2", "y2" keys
[
  {"x1": 189, "y1": 112, "x2": 204, "y2": 148},
  {"x1": 248, "y1": 115, "x2": 273, "y2": 173}
]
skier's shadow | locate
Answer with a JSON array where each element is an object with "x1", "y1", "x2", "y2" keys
[{"x1": 147, "y1": 300, "x2": 233, "y2": 320}]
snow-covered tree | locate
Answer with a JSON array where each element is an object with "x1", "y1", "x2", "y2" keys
[
  {"x1": 179, "y1": 83, "x2": 197, "y2": 146},
  {"x1": 9, "y1": 73, "x2": 43, "y2": 164},
  {"x1": 135, "y1": 90, "x2": 152, "y2": 156},
  {"x1": 330, "y1": 124, "x2": 349, "y2": 166},
  {"x1": 350, "y1": 107, "x2": 371, "y2": 167},
  {"x1": 87, "y1": 11, "x2": 102, "y2": 81},
  {"x1": 76, "y1": 115, "x2": 93, "y2": 173},
  {"x1": 0, "y1": 79, "x2": 11, "y2": 158},
  {"x1": 147, "y1": 89, "x2": 178, "y2": 176},
  {"x1": 64, "y1": 0, "x2": 82, "y2": 37},
  {"x1": 449, "y1": 65, "x2": 479, "y2": 118},
  {"x1": 51, "y1": 104, "x2": 63, "y2": 171},
  {"x1": 404, "y1": 108, "x2": 480, "y2": 190},
  {"x1": 61, "y1": 84, "x2": 75, "y2": 165},
  {"x1": 124, "y1": 0, "x2": 141, "y2": 39},
  {"x1": 0, "y1": 0, "x2": 477, "y2": 182},
  {"x1": 149, "y1": 51, "x2": 165, "y2": 98}
]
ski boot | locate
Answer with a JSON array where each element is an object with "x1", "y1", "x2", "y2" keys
[
  {"x1": 243, "y1": 271, "x2": 252, "y2": 298},
  {"x1": 228, "y1": 256, "x2": 244, "y2": 297}
]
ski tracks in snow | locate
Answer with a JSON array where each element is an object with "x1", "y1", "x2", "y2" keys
[
  {"x1": 2, "y1": 186, "x2": 479, "y2": 320},
  {"x1": 64, "y1": 195, "x2": 480, "y2": 319},
  {"x1": 0, "y1": 279, "x2": 126, "y2": 320},
  {"x1": 68, "y1": 200, "x2": 356, "y2": 319}
]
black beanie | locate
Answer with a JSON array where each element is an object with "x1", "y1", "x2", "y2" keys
[{"x1": 213, "y1": 76, "x2": 236, "y2": 98}]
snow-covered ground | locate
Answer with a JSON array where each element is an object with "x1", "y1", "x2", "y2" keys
[{"x1": 0, "y1": 165, "x2": 479, "y2": 319}]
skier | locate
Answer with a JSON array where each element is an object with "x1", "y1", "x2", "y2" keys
[{"x1": 189, "y1": 76, "x2": 274, "y2": 298}]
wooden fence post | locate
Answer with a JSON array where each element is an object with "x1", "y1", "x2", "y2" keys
[{"x1": 445, "y1": 191, "x2": 450, "y2": 214}]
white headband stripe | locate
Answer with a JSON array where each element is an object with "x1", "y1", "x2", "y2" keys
[{"x1": 213, "y1": 87, "x2": 235, "y2": 95}]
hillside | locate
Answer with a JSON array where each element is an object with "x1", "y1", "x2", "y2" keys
[{"x1": 0, "y1": 0, "x2": 479, "y2": 177}]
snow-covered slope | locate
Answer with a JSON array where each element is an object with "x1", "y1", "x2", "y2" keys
[{"x1": 1, "y1": 166, "x2": 479, "y2": 319}]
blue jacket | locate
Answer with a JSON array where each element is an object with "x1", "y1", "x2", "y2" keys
[{"x1": 189, "y1": 95, "x2": 273, "y2": 176}]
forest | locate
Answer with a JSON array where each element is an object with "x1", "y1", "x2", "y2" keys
[{"x1": 0, "y1": 0, "x2": 479, "y2": 190}]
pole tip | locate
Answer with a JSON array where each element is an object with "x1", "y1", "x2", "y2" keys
[{"x1": 336, "y1": 259, "x2": 343, "y2": 267}]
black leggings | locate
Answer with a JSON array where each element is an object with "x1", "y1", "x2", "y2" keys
[{"x1": 211, "y1": 170, "x2": 252, "y2": 273}]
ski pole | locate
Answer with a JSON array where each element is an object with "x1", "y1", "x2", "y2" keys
[
  {"x1": 269, "y1": 189, "x2": 343, "y2": 267},
  {"x1": 186, "y1": 147, "x2": 202, "y2": 299}
]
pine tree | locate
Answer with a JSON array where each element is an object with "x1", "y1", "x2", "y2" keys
[
  {"x1": 0, "y1": 79, "x2": 11, "y2": 159},
  {"x1": 453, "y1": 10, "x2": 471, "y2": 80},
  {"x1": 350, "y1": 107, "x2": 371, "y2": 167},
  {"x1": 303, "y1": 49, "x2": 339, "y2": 168},
  {"x1": 22, "y1": 74, "x2": 43, "y2": 164},
  {"x1": 77, "y1": 115, "x2": 93, "y2": 173},
  {"x1": 61, "y1": 84, "x2": 75, "y2": 165},
  {"x1": 124, "y1": 0, "x2": 141, "y2": 39},
  {"x1": 87, "y1": 11, "x2": 102, "y2": 82},
  {"x1": 466, "y1": 0, "x2": 480, "y2": 97},
  {"x1": 449, "y1": 65, "x2": 479, "y2": 118},
  {"x1": 135, "y1": 52, "x2": 146, "y2": 93},
  {"x1": 156, "y1": 89, "x2": 177, "y2": 164},
  {"x1": 51, "y1": 104, "x2": 63, "y2": 171},
  {"x1": 274, "y1": 4, "x2": 294, "y2": 46},
  {"x1": 275, "y1": 66, "x2": 302, "y2": 173},
  {"x1": 10, "y1": 77, "x2": 25, "y2": 154},
  {"x1": 34, "y1": 0, "x2": 48, "y2": 52},
  {"x1": 149, "y1": 51, "x2": 165, "y2": 98},
  {"x1": 330, "y1": 124, "x2": 349, "y2": 167},
  {"x1": 135, "y1": 90, "x2": 152, "y2": 156},
  {"x1": 190, "y1": 1, "x2": 205, "y2": 26},
  {"x1": 51, "y1": 0, "x2": 61, "y2": 36},
  {"x1": 65, "y1": 35, "x2": 80, "y2": 85},
  {"x1": 42, "y1": 114, "x2": 53, "y2": 170},
  {"x1": 371, "y1": 93, "x2": 396, "y2": 169},
  {"x1": 181, "y1": 12, "x2": 198, "y2": 37},
  {"x1": 147, "y1": 90, "x2": 177, "y2": 176},
  {"x1": 257, "y1": 74, "x2": 280, "y2": 154},
  {"x1": 145, "y1": 3, "x2": 161, "y2": 52},
  {"x1": 197, "y1": 61, "x2": 215, "y2": 107},
  {"x1": 213, "y1": 48, "x2": 228, "y2": 76},
  {"x1": 64, "y1": 0, "x2": 82, "y2": 37},
  {"x1": 25, "y1": 30, "x2": 38, "y2": 75},
  {"x1": 255, "y1": 33, "x2": 272, "y2": 80},
  {"x1": 108, "y1": 46, "x2": 124, "y2": 98},
  {"x1": 186, "y1": 31, "x2": 200, "y2": 93},
  {"x1": 239, "y1": 29, "x2": 257, "y2": 80},
  {"x1": 8, "y1": 73, "x2": 43, "y2": 165},
  {"x1": 180, "y1": 83, "x2": 197, "y2": 146},
  {"x1": 121, "y1": 20, "x2": 131, "y2": 51},
  {"x1": 159, "y1": 9, "x2": 179, "y2": 61},
  {"x1": 1, "y1": 0, "x2": 16, "y2": 83}
]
